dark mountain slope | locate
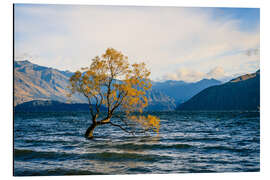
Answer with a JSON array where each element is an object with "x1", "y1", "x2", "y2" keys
[
  {"x1": 14, "y1": 100, "x2": 106, "y2": 112},
  {"x1": 177, "y1": 70, "x2": 260, "y2": 111}
]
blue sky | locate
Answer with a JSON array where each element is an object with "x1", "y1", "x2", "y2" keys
[
  {"x1": 210, "y1": 8, "x2": 259, "y2": 32},
  {"x1": 14, "y1": 4, "x2": 260, "y2": 82}
]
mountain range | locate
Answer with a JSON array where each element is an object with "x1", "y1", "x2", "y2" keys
[
  {"x1": 152, "y1": 78, "x2": 222, "y2": 104},
  {"x1": 14, "y1": 60, "x2": 182, "y2": 110},
  {"x1": 14, "y1": 60, "x2": 86, "y2": 106},
  {"x1": 14, "y1": 60, "x2": 259, "y2": 111},
  {"x1": 177, "y1": 70, "x2": 260, "y2": 111}
]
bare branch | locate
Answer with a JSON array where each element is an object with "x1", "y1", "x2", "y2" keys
[
  {"x1": 113, "y1": 115, "x2": 150, "y2": 134},
  {"x1": 104, "y1": 79, "x2": 113, "y2": 117},
  {"x1": 82, "y1": 90, "x2": 95, "y2": 120},
  {"x1": 111, "y1": 91, "x2": 128, "y2": 114},
  {"x1": 114, "y1": 114, "x2": 130, "y2": 127},
  {"x1": 96, "y1": 91, "x2": 104, "y2": 115},
  {"x1": 109, "y1": 121, "x2": 135, "y2": 135}
]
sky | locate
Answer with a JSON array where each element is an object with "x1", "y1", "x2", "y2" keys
[{"x1": 14, "y1": 4, "x2": 260, "y2": 82}]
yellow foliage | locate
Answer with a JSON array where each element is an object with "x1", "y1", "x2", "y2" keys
[
  {"x1": 129, "y1": 115, "x2": 160, "y2": 133},
  {"x1": 67, "y1": 48, "x2": 160, "y2": 135}
]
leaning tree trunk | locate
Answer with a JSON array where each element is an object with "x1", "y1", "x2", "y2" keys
[
  {"x1": 84, "y1": 118, "x2": 111, "y2": 139},
  {"x1": 84, "y1": 123, "x2": 97, "y2": 139}
]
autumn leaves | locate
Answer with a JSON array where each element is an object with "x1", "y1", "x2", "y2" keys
[{"x1": 68, "y1": 48, "x2": 160, "y2": 137}]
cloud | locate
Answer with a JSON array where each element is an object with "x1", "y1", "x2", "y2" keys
[
  {"x1": 245, "y1": 48, "x2": 260, "y2": 56},
  {"x1": 206, "y1": 66, "x2": 225, "y2": 79},
  {"x1": 162, "y1": 66, "x2": 226, "y2": 82},
  {"x1": 14, "y1": 5, "x2": 260, "y2": 80},
  {"x1": 163, "y1": 68, "x2": 204, "y2": 82}
]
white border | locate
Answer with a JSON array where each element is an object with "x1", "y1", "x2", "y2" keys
[
  {"x1": 1, "y1": 0, "x2": 269, "y2": 180},
  {"x1": 9, "y1": 0, "x2": 263, "y2": 8}
]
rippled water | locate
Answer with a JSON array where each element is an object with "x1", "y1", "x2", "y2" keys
[{"x1": 14, "y1": 111, "x2": 260, "y2": 176}]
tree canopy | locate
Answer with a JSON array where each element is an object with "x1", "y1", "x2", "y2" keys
[{"x1": 68, "y1": 48, "x2": 160, "y2": 138}]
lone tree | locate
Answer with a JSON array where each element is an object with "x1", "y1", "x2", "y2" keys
[{"x1": 68, "y1": 48, "x2": 160, "y2": 139}]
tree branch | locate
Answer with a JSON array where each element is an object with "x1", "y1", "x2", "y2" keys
[
  {"x1": 111, "y1": 91, "x2": 128, "y2": 114},
  {"x1": 82, "y1": 90, "x2": 95, "y2": 121},
  {"x1": 117, "y1": 115, "x2": 151, "y2": 134},
  {"x1": 114, "y1": 114, "x2": 130, "y2": 127},
  {"x1": 105, "y1": 78, "x2": 113, "y2": 114},
  {"x1": 97, "y1": 91, "x2": 104, "y2": 113},
  {"x1": 109, "y1": 121, "x2": 135, "y2": 135}
]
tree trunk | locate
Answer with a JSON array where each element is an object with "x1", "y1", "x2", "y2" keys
[
  {"x1": 84, "y1": 118, "x2": 111, "y2": 139},
  {"x1": 85, "y1": 123, "x2": 97, "y2": 139}
]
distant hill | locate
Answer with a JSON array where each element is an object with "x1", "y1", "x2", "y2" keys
[
  {"x1": 177, "y1": 70, "x2": 260, "y2": 111},
  {"x1": 145, "y1": 89, "x2": 176, "y2": 111},
  {"x1": 14, "y1": 60, "x2": 176, "y2": 111},
  {"x1": 152, "y1": 78, "x2": 222, "y2": 104},
  {"x1": 14, "y1": 100, "x2": 106, "y2": 112},
  {"x1": 14, "y1": 60, "x2": 86, "y2": 106}
]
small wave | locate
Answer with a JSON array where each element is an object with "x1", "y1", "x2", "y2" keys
[
  {"x1": 87, "y1": 142, "x2": 193, "y2": 151},
  {"x1": 126, "y1": 167, "x2": 152, "y2": 174},
  {"x1": 81, "y1": 151, "x2": 172, "y2": 162},
  {"x1": 113, "y1": 143, "x2": 193, "y2": 151},
  {"x1": 24, "y1": 139, "x2": 81, "y2": 146},
  {"x1": 14, "y1": 149, "x2": 35, "y2": 156},
  {"x1": 14, "y1": 149, "x2": 74, "y2": 161},
  {"x1": 14, "y1": 168, "x2": 103, "y2": 176},
  {"x1": 164, "y1": 137, "x2": 226, "y2": 143},
  {"x1": 203, "y1": 146, "x2": 254, "y2": 154},
  {"x1": 184, "y1": 168, "x2": 216, "y2": 173},
  {"x1": 14, "y1": 149, "x2": 171, "y2": 163},
  {"x1": 188, "y1": 137, "x2": 225, "y2": 142}
]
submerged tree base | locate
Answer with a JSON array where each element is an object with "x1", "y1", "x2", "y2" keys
[{"x1": 84, "y1": 123, "x2": 96, "y2": 139}]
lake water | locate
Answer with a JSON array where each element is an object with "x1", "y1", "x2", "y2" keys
[{"x1": 14, "y1": 111, "x2": 260, "y2": 176}]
